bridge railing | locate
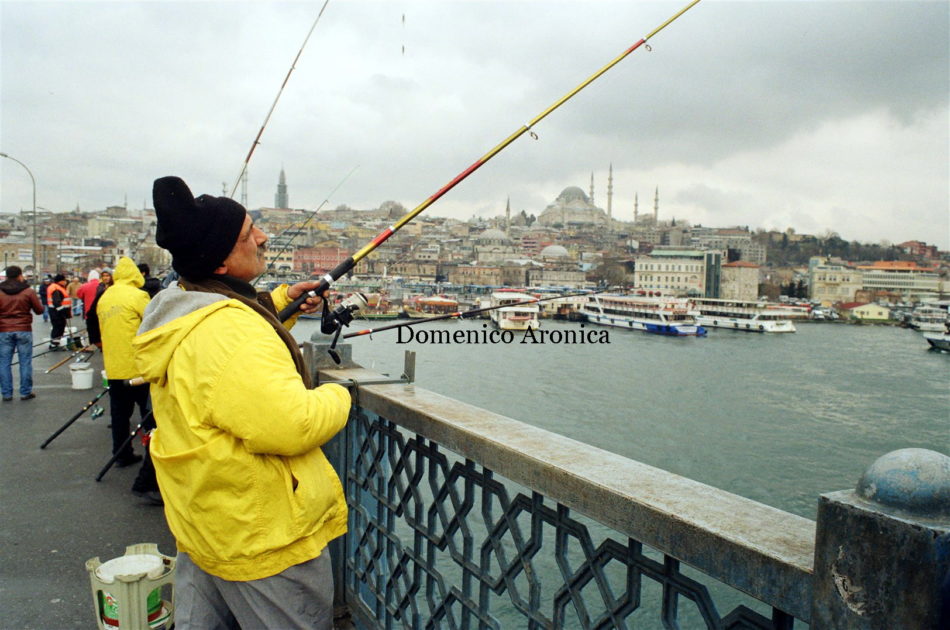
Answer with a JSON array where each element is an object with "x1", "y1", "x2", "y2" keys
[{"x1": 311, "y1": 351, "x2": 947, "y2": 630}]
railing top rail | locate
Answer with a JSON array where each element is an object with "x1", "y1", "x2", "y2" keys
[{"x1": 319, "y1": 365, "x2": 815, "y2": 621}]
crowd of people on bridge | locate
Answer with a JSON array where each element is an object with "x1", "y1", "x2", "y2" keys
[{"x1": 1, "y1": 175, "x2": 350, "y2": 629}]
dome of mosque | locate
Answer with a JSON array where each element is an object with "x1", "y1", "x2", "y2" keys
[
  {"x1": 539, "y1": 244, "x2": 570, "y2": 259},
  {"x1": 557, "y1": 187, "x2": 589, "y2": 204},
  {"x1": 537, "y1": 186, "x2": 609, "y2": 227}
]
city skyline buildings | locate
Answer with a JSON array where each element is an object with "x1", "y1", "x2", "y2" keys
[{"x1": 1, "y1": 2, "x2": 946, "y2": 250}]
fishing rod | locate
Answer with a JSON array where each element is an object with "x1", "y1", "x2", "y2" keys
[
  {"x1": 229, "y1": 0, "x2": 332, "y2": 198},
  {"x1": 252, "y1": 164, "x2": 359, "y2": 287},
  {"x1": 39, "y1": 377, "x2": 144, "y2": 449},
  {"x1": 40, "y1": 387, "x2": 110, "y2": 449},
  {"x1": 277, "y1": 0, "x2": 701, "y2": 323},
  {"x1": 95, "y1": 410, "x2": 154, "y2": 482},
  {"x1": 45, "y1": 345, "x2": 96, "y2": 374},
  {"x1": 342, "y1": 289, "x2": 606, "y2": 340}
]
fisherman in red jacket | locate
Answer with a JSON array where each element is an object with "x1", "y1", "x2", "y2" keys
[
  {"x1": 0, "y1": 266, "x2": 44, "y2": 401},
  {"x1": 46, "y1": 274, "x2": 72, "y2": 350}
]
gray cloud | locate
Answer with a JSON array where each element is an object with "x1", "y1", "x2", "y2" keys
[{"x1": 2, "y1": 1, "x2": 947, "y2": 248}]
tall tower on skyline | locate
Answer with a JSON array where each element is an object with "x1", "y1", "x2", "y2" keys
[
  {"x1": 634, "y1": 192, "x2": 639, "y2": 222},
  {"x1": 654, "y1": 186, "x2": 659, "y2": 223},
  {"x1": 607, "y1": 163, "x2": 613, "y2": 229},
  {"x1": 589, "y1": 172, "x2": 595, "y2": 204},
  {"x1": 275, "y1": 167, "x2": 289, "y2": 209}
]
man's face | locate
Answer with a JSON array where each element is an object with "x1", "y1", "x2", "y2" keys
[{"x1": 219, "y1": 214, "x2": 267, "y2": 282}]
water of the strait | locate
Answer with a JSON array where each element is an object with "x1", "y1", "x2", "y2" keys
[
  {"x1": 296, "y1": 317, "x2": 948, "y2": 519},
  {"x1": 293, "y1": 316, "x2": 948, "y2": 626}
]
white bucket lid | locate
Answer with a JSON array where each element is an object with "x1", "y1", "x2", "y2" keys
[
  {"x1": 70, "y1": 362, "x2": 92, "y2": 371},
  {"x1": 95, "y1": 554, "x2": 164, "y2": 582}
]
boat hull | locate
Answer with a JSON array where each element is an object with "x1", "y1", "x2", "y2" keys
[
  {"x1": 923, "y1": 332, "x2": 950, "y2": 352},
  {"x1": 491, "y1": 316, "x2": 539, "y2": 331},
  {"x1": 695, "y1": 315, "x2": 796, "y2": 333},
  {"x1": 584, "y1": 311, "x2": 706, "y2": 336}
]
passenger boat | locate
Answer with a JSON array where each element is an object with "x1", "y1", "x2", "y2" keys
[
  {"x1": 360, "y1": 293, "x2": 401, "y2": 319},
  {"x1": 691, "y1": 298, "x2": 797, "y2": 333},
  {"x1": 489, "y1": 291, "x2": 540, "y2": 331},
  {"x1": 909, "y1": 305, "x2": 948, "y2": 332},
  {"x1": 581, "y1": 295, "x2": 706, "y2": 336},
  {"x1": 402, "y1": 295, "x2": 459, "y2": 319},
  {"x1": 922, "y1": 331, "x2": 950, "y2": 352},
  {"x1": 538, "y1": 294, "x2": 589, "y2": 320}
]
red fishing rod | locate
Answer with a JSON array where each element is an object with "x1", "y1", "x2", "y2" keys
[{"x1": 278, "y1": 0, "x2": 701, "y2": 322}]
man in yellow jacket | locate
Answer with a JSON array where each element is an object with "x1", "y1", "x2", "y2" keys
[
  {"x1": 98, "y1": 256, "x2": 151, "y2": 468},
  {"x1": 134, "y1": 176, "x2": 350, "y2": 629}
]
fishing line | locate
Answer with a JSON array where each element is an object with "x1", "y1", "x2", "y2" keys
[
  {"x1": 229, "y1": 0, "x2": 332, "y2": 199},
  {"x1": 253, "y1": 164, "x2": 359, "y2": 287},
  {"x1": 278, "y1": 0, "x2": 702, "y2": 322}
]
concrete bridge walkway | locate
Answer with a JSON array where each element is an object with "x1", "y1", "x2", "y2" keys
[{"x1": 0, "y1": 318, "x2": 174, "y2": 629}]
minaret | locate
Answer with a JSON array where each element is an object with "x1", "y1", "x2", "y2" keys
[
  {"x1": 653, "y1": 186, "x2": 659, "y2": 223},
  {"x1": 606, "y1": 163, "x2": 613, "y2": 229},
  {"x1": 241, "y1": 170, "x2": 248, "y2": 208},
  {"x1": 505, "y1": 197, "x2": 511, "y2": 236},
  {"x1": 275, "y1": 167, "x2": 289, "y2": 209},
  {"x1": 589, "y1": 172, "x2": 595, "y2": 204},
  {"x1": 634, "y1": 193, "x2": 639, "y2": 223}
]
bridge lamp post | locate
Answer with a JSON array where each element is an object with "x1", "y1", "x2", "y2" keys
[{"x1": 0, "y1": 152, "x2": 37, "y2": 278}]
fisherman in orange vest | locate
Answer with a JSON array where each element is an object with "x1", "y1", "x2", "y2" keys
[{"x1": 46, "y1": 274, "x2": 72, "y2": 350}]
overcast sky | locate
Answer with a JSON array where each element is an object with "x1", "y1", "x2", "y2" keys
[{"x1": 2, "y1": 0, "x2": 947, "y2": 249}]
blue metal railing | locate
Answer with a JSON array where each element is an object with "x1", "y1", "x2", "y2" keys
[{"x1": 317, "y1": 363, "x2": 813, "y2": 630}]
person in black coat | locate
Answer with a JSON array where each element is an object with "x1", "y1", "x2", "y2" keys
[{"x1": 137, "y1": 263, "x2": 162, "y2": 298}]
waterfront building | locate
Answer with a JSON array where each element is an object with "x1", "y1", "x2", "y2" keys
[
  {"x1": 720, "y1": 261, "x2": 760, "y2": 301},
  {"x1": 633, "y1": 248, "x2": 722, "y2": 297},
  {"x1": 856, "y1": 260, "x2": 941, "y2": 302},
  {"x1": 446, "y1": 264, "x2": 503, "y2": 286},
  {"x1": 838, "y1": 301, "x2": 891, "y2": 322},
  {"x1": 294, "y1": 245, "x2": 350, "y2": 275},
  {"x1": 388, "y1": 261, "x2": 438, "y2": 283},
  {"x1": 808, "y1": 257, "x2": 863, "y2": 305},
  {"x1": 263, "y1": 246, "x2": 294, "y2": 273},
  {"x1": 689, "y1": 226, "x2": 767, "y2": 264},
  {"x1": 526, "y1": 267, "x2": 587, "y2": 288}
]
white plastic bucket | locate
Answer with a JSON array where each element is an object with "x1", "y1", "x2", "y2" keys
[
  {"x1": 70, "y1": 362, "x2": 94, "y2": 390},
  {"x1": 94, "y1": 554, "x2": 165, "y2": 627}
]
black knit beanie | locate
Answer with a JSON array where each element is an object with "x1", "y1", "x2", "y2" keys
[{"x1": 152, "y1": 176, "x2": 247, "y2": 280}]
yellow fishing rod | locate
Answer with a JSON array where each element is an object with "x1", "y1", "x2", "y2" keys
[{"x1": 279, "y1": 0, "x2": 702, "y2": 322}]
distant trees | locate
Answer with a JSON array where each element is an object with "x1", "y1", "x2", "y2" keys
[
  {"x1": 766, "y1": 233, "x2": 910, "y2": 266},
  {"x1": 781, "y1": 279, "x2": 808, "y2": 299}
]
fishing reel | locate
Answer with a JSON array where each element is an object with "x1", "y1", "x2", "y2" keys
[{"x1": 320, "y1": 292, "x2": 368, "y2": 364}]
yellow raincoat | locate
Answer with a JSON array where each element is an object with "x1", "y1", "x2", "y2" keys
[
  {"x1": 97, "y1": 256, "x2": 149, "y2": 380},
  {"x1": 132, "y1": 282, "x2": 350, "y2": 581}
]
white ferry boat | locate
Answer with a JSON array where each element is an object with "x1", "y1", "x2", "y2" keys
[
  {"x1": 909, "y1": 305, "x2": 948, "y2": 332},
  {"x1": 582, "y1": 295, "x2": 706, "y2": 336},
  {"x1": 489, "y1": 291, "x2": 540, "y2": 331},
  {"x1": 691, "y1": 298, "x2": 797, "y2": 333}
]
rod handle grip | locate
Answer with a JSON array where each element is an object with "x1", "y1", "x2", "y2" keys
[{"x1": 277, "y1": 278, "x2": 330, "y2": 322}]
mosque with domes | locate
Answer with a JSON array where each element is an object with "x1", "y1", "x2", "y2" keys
[{"x1": 537, "y1": 186, "x2": 610, "y2": 228}]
